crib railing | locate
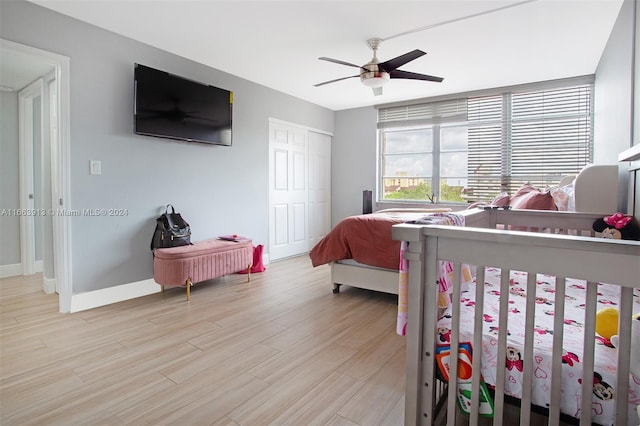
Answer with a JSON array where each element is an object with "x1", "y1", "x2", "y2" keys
[
  {"x1": 459, "y1": 208, "x2": 604, "y2": 236},
  {"x1": 393, "y1": 209, "x2": 640, "y2": 426}
]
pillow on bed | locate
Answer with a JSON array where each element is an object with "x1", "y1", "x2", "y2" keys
[
  {"x1": 465, "y1": 193, "x2": 510, "y2": 210},
  {"x1": 550, "y1": 184, "x2": 575, "y2": 211},
  {"x1": 509, "y1": 183, "x2": 557, "y2": 210},
  {"x1": 492, "y1": 192, "x2": 510, "y2": 207}
]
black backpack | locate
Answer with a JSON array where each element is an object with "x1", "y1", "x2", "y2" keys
[{"x1": 150, "y1": 204, "x2": 191, "y2": 250}]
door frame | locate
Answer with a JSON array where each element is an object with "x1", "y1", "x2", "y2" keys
[{"x1": 2, "y1": 39, "x2": 73, "y2": 313}]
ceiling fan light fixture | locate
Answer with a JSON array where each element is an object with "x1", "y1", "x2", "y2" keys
[{"x1": 360, "y1": 71, "x2": 390, "y2": 88}]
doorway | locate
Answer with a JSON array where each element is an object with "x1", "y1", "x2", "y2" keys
[
  {"x1": 0, "y1": 39, "x2": 72, "y2": 312},
  {"x1": 18, "y1": 78, "x2": 45, "y2": 279}
]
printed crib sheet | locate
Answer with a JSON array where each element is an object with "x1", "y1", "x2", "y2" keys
[{"x1": 437, "y1": 268, "x2": 640, "y2": 425}]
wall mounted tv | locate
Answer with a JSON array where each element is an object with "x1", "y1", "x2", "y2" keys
[{"x1": 134, "y1": 64, "x2": 233, "y2": 146}]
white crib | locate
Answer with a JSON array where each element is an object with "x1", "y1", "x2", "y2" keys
[{"x1": 392, "y1": 209, "x2": 640, "y2": 426}]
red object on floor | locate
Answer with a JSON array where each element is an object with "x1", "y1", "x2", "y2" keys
[{"x1": 239, "y1": 244, "x2": 265, "y2": 274}]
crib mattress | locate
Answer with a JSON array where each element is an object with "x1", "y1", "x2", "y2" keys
[{"x1": 437, "y1": 268, "x2": 640, "y2": 425}]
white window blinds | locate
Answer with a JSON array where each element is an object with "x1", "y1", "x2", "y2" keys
[
  {"x1": 377, "y1": 78, "x2": 593, "y2": 203},
  {"x1": 377, "y1": 98, "x2": 467, "y2": 128},
  {"x1": 467, "y1": 95, "x2": 505, "y2": 201},
  {"x1": 467, "y1": 84, "x2": 593, "y2": 200},
  {"x1": 510, "y1": 86, "x2": 592, "y2": 180}
]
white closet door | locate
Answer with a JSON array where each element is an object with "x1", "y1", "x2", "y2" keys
[
  {"x1": 308, "y1": 131, "x2": 331, "y2": 248},
  {"x1": 269, "y1": 122, "x2": 309, "y2": 260}
]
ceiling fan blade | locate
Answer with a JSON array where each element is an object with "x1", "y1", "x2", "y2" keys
[
  {"x1": 372, "y1": 87, "x2": 383, "y2": 96},
  {"x1": 378, "y1": 50, "x2": 426, "y2": 72},
  {"x1": 318, "y1": 57, "x2": 362, "y2": 68},
  {"x1": 313, "y1": 75, "x2": 360, "y2": 87},
  {"x1": 389, "y1": 69, "x2": 443, "y2": 83}
]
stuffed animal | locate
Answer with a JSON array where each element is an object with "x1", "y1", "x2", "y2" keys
[
  {"x1": 592, "y1": 212, "x2": 640, "y2": 240},
  {"x1": 610, "y1": 312, "x2": 640, "y2": 378}
]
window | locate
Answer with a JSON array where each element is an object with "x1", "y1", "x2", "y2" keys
[
  {"x1": 381, "y1": 127, "x2": 433, "y2": 201},
  {"x1": 378, "y1": 78, "x2": 593, "y2": 204}
]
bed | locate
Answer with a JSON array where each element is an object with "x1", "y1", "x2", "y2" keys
[
  {"x1": 309, "y1": 164, "x2": 621, "y2": 296},
  {"x1": 309, "y1": 208, "x2": 452, "y2": 294},
  {"x1": 392, "y1": 208, "x2": 640, "y2": 425}
]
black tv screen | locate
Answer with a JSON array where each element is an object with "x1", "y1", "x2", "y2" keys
[{"x1": 134, "y1": 64, "x2": 233, "y2": 146}]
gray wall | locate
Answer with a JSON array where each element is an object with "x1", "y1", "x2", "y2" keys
[
  {"x1": 331, "y1": 106, "x2": 377, "y2": 224},
  {"x1": 593, "y1": 0, "x2": 636, "y2": 212},
  {"x1": 1, "y1": 0, "x2": 333, "y2": 293},
  {"x1": 593, "y1": 0, "x2": 634, "y2": 164},
  {"x1": 0, "y1": 91, "x2": 20, "y2": 265}
]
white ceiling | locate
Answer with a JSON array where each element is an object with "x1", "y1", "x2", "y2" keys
[{"x1": 13, "y1": 0, "x2": 625, "y2": 110}]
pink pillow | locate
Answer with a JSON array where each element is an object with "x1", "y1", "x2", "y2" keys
[
  {"x1": 509, "y1": 183, "x2": 557, "y2": 210},
  {"x1": 466, "y1": 192, "x2": 511, "y2": 210},
  {"x1": 466, "y1": 201, "x2": 488, "y2": 210},
  {"x1": 492, "y1": 192, "x2": 510, "y2": 207}
]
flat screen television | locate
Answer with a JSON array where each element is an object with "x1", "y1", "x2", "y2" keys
[{"x1": 134, "y1": 64, "x2": 233, "y2": 146}]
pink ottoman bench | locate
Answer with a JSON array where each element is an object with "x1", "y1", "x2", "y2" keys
[{"x1": 153, "y1": 238, "x2": 253, "y2": 301}]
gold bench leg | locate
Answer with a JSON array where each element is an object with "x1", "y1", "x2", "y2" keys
[
  {"x1": 186, "y1": 278, "x2": 192, "y2": 302},
  {"x1": 247, "y1": 264, "x2": 251, "y2": 283},
  {"x1": 161, "y1": 285, "x2": 165, "y2": 294}
]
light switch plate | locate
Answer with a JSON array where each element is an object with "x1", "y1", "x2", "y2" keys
[{"x1": 90, "y1": 160, "x2": 101, "y2": 175}]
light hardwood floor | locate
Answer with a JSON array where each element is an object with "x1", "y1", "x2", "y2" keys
[{"x1": 0, "y1": 256, "x2": 406, "y2": 426}]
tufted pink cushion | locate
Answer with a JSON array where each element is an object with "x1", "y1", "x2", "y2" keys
[{"x1": 154, "y1": 239, "x2": 253, "y2": 287}]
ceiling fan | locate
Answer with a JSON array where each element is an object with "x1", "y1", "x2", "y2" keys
[{"x1": 314, "y1": 38, "x2": 443, "y2": 96}]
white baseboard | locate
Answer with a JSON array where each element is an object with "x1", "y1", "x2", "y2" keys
[
  {"x1": 0, "y1": 263, "x2": 22, "y2": 278},
  {"x1": 0, "y1": 261, "x2": 45, "y2": 277},
  {"x1": 66, "y1": 254, "x2": 269, "y2": 313},
  {"x1": 43, "y1": 276, "x2": 56, "y2": 294},
  {"x1": 70, "y1": 278, "x2": 160, "y2": 313}
]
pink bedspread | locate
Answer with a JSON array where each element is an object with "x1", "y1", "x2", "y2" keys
[
  {"x1": 309, "y1": 213, "x2": 402, "y2": 270},
  {"x1": 309, "y1": 210, "x2": 447, "y2": 270}
]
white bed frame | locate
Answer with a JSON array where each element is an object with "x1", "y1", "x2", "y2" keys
[
  {"x1": 392, "y1": 209, "x2": 639, "y2": 425},
  {"x1": 329, "y1": 164, "x2": 620, "y2": 296},
  {"x1": 331, "y1": 260, "x2": 399, "y2": 294}
]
